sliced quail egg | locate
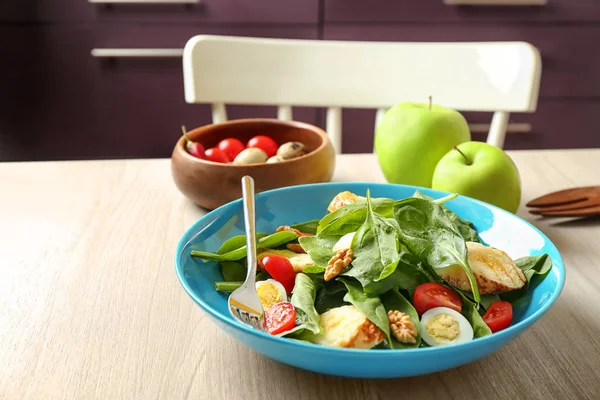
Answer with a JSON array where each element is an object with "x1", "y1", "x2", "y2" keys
[
  {"x1": 267, "y1": 155, "x2": 284, "y2": 163},
  {"x1": 233, "y1": 148, "x2": 268, "y2": 165},
  {"x1": 332, "y1": 232, "x2": 356, "y2": 252},
  {"x1": 277, "y1": 141, "x2": 306, "y2": 160},
  {"x1": 420, "y1": 307, "x2": 473, "y2": 347},
  {"x1": 256, "y1": 279, "x2": 288, "y2": 311}
]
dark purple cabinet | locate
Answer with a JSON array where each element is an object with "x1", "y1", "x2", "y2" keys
[
  {"x1": 0, "y1": 0, "x2": 319, "y2": 23},
  {"x1": 2, "y1": 1, "x2": 600, "y2": 161},
  {"x1": 324, "y1": 25, "x2": 600, "y2": 98},
  {"x1": 325, "y1": 0, "x2": 600, "y2": 23},
  {"x1": 0, "y1": 25, "x2": 319, "y2": 161}
]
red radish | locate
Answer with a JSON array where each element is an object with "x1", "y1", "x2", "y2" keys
[
  {"x1": 181, "y1": 125, "x2": 206, "y2": 159},
  {"x1": 217, "y1": 138, "x2": 245, "y2": 161},
  {"x1": 247, "y1": 135, "x2": 278, "y2": 158},
  {"x1": 205, "y1": 147, "x2": 229, "y2": 163}
]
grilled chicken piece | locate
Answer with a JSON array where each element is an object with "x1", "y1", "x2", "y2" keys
[
  {"x1": 438, "y1": 242, "x2": 526, "y2": 295},
  {"x1": 313, "y1": 305, "x2": 385, "y2": 349},
  {"x1": 327, "y1": 191, "x2": 364, "y2": 213}
]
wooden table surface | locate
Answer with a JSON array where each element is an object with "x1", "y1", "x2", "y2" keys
[{"x1": 2, "y1": 149, "x2": 600, "y2": 400}]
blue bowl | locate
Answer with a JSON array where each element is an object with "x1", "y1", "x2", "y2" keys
[{"x1": 175, "y1": 182, "x2": 565, "y2": 378}]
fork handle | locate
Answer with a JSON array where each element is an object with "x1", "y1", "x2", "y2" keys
[{"x1": 241, "y1": 176, "x2": 258, "y2": 285}]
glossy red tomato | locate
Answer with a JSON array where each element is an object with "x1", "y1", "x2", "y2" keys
[
  {"x1": 482, "y1": 301, "x2": 513, "y2": 333},
  {"x1": 186, "y1": 142, "x2": 206, "y2": 159},
  {"x1": 413, "y1": 282, "x2": 462, "y2": 315},
  {"x1": 217, "y1": 138, "x2": 245, "y2": 161},
  {"x1": 263, "y1": 302, "x2": 296, "y2": 335},
  {"x1": 259, "y1": 254, "x2": 295, "y2": 295},
  {"x1": 247, "y1": 135, "x2": 278, "y2": 158},
  {"x1": 204, "y1": 147, "x2": 229, "y2": 163}
]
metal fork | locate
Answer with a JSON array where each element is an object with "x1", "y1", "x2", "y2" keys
[
  {"x1": 227, "y1": 176, "x2": 265, "y2": 331},
  {"x1": 526, "y1": 186, "x2": 600, "y2": 217}
]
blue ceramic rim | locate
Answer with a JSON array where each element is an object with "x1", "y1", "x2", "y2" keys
[{"x1": 175, "y1": 181, "x2": 566, "y2": 356}]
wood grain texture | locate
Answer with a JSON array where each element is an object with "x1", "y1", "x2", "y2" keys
[{"x1": 2, "y1": 150, "x2": 600, "y2": 400}]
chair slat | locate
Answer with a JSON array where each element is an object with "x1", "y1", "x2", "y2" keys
[
  {"x1": 487, "y1": 111, "x2": 510, "y2": 149},
  {"x1": 212, "y1": 103, "x2": 227, "y2": 123},
  {"x1": 326, "y1": 107, "x2": 342, "y2": 154},
  {"x1": 277, "y1": 106, "x2": 293, "y2": 121}
]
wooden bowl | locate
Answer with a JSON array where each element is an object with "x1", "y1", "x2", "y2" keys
[{"x1": 171, "y1": 118, "x2": 336, "y2": 210}]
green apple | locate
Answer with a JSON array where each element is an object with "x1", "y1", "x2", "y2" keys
[
  {"x1": 374, "y1": 101, "x2": 471, "y2": 188},
  {"x1": 432, "y1": 141, "x2": 522, "y2": 213}
]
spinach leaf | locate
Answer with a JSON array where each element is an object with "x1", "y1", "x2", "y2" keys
[
  {"x1": 342, "y1": 190, "x2": 401, "y2": 287},
  {"x1": 256, "y1": 271, "x2": 271, "y2": 281},
  {"x1": 380, "y1": 288, "x2": 421, "y2": 348},
  {"x1": 317, "y1": 197, "x2": 394, "y2": 234},
  {"x1": 393, "y1": 197, "x2": 481, "y2": 303},
  {"x1": 338, "y1": 278, "x2": 392, "y2": 345},
  {"x1": 516, "y1": 254, "x2": 553, "y2": 276},
  {"x1": 452, "y1": 217, "x2": 481, "y2": 244},
  {"x1": 479, "y1": 294, "x2": 500, "y2": 311},
  {"x1": 318, "y1": 208, "x2": 368, "y2": 237},
  {"x1": 290, "y1": 219, "x2": 320, "y2": 235},
  {"x1": 220, "y1": 261, "x2": 246, "y2": 281},
  {"x1": 216, "y1": 233, "x2": 268, "y2": 254},
  {"x1": 500, "y1": 254, "x2": 552, "y2": 303},
  {"x1": 282, "y1": 273, "x2": 323, "y2": 336},
  {"x1": 458, "y1": 292, "x2": 492, "y2": 338},
  {"x1": 412, "y1": 191, "x2": 480, "y2": 243},
  {"x1": 314, "y1": 281, "x2": 350, "y2": 314},
  {"x1": 191, "y1": 231, "x2": 298, "y2": 261},
  {"x1": 303, "y1": 265, "x2": 326, "y2": 274},
  {"x1": 364, "y1": 259, "x2": 428, "y2": 295},
  {"x1": 298, "y1": 235, "x2": 338, "y2": 268}
]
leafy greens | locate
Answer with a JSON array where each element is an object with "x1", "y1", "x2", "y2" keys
[
  {"x1": 393, "y1": 197, "x2": 481, "y2": 304},
  {"x1": 283, "y1": 273, "x2": 323, "y2": 336},
  {"x1": 342, "y1": 190, "x2": 401, "y2": 287},
  {"x1": 191, "y1": 231, "x2": 298, "y2": 261}
]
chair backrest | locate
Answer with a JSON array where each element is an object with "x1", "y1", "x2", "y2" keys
[{"x1": 183, "y1": 35, "x2": 541, "y2": 153}]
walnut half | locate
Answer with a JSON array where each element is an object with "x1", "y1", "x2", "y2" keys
[
  {"x1": 286, "y1": 243, "x2": 306, "y2": 254},
  {"x1": 388, "y1": 310, "x2": 418, "y2": 344},
  {"x1": 324, "y1": 249, "x2": 353, "y2": 281},
  {"x1": 275, "y1": 225, "x2": 313, "y2": 237}
]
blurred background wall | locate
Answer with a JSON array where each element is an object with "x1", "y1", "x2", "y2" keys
[{"x1": 1, "y1": 0, "x2": 598, "y2": 161}]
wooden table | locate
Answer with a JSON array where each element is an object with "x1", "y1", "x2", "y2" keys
[{"x1": 2, "y1": 149, "x2": 600, "y2": 400}]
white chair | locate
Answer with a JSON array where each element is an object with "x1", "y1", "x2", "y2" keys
[{"x1": 182, "y1": 35, "x2": 541, "y2": 153}]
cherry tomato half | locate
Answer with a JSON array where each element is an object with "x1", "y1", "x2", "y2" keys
[
  {"x1": 263, "y1": 301, "x2": 296, "y2": 335},
  {"x1": 247, "y1": 135, "x2": 278, "y2": 158},
  {"x1": 186, "y1": 142, "x2": 206, "y2": 159},
  {"x1": 482, "y1": 301, "x2": 513, "y2": 333},
  {"x1": 204, "y1": 147, "x2": 229, "y2": 163},
  {"x1": 217, "y1": 138, "x2": 245, "y2": 161},
  {"x1": 259, "y1": 254, "x2": 295, "y2": 295},
  {"x1": 413, "y1": 282, "x2": 462, "y2": 315}
]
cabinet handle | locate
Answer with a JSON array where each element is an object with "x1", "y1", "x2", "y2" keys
[
  {"x1": 444, "y1": 0, "x2": 547, "y2": 5},
  {"x1": 469, "y1": 123, "x2": 532, "y2": 134},
  {"x1": 88, "y1": 0, "x2": 199, "y2": 3},
  {"x1": 90, "y1": 48, "x2": 183, "y2": 58}
]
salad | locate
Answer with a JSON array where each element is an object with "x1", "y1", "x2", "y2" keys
[{"x1": 191, "y1": 190, "x2": 553, "y2": 349}]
